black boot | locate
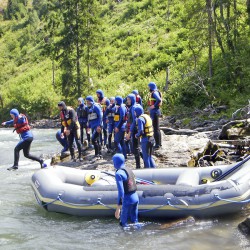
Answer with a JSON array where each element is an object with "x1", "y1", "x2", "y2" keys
[{"x1": 7, "y1": 165, "x2": 18, "y2": 171}]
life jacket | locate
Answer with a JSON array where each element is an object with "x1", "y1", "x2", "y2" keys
[
  {"x1": 121, "y1": 167, "x2": 137, "y2": 194},
  {"x1": 77, "y1": 105, "x2": 88, "y2": 119},
  {"x1": 14, "y1": 114, "x2": 30, "y2": 134},
  {"x1": 114, "y1": 105, "x2": 127, "y2": 122},
  {"x1": 136, "y1": 114, "x2": 153, "y2": 137},
  {"x1": 148, "y1": 90, "x2": 162, "y2": 106},
  {"x1": 107, "y1": 106, "x2": 115, "y2": 118},
  {"x1": 97, "y1": 97, "x2": 107, "y2": 112},
  {"x1": 60, "y1": 107, "x2": 79, "y2": 128},
  {"x1": 88, "y1": 105, "x2": 98, "y2": 121},
  {"x1": 135, "y1": 94, "x2": 141, "y2": 104}
]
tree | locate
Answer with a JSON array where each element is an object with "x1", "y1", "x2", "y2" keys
[{"x1": 44, "y1": 0, "x2": 101, "y2": 99}]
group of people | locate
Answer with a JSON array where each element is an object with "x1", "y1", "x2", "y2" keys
[
  {"x1": 56, "y1": 82, "x2": 162, "y2": 168},
  {"x1": 1, "y1": 81, "x2": 162, "y2": 227}
]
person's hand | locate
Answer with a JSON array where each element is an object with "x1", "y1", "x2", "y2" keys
[
  {"x1": 106, "y1": 119, "x2": 109, "y2": 124},
  {"x1": 115, "y1": 127, "x2": 119, "y2": 133},
  {"x1": 96, "y1": 126, "x2": 102, "y2": 133},
  {"x1": 1, "y1": 122, "x2": 6, "y2": 126},
  {"x1": 65, "y1": 130, "x2": 70, "y2": 136},
  {"x1": 150, "y1": 105, "x2": 155, "y2": 110},
  {"x1": 115, "y1": 206, "x2": 121, "y2": 219},
  {"x1": 60, "y1": 133, "x2": 64, "y2": 139}
]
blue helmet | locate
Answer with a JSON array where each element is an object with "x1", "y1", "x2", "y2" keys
[
  {"x1": 96, "y1": 89, "x2": 104, "y2": 99},
  {"x1": 115, "y1": 96, "x2": 123, "y2": 106},
  {"x1": 78, "y1": 97, "x2": 84, "y2": 104},
  {"x1": 127, "y1": 93, "x2": 136, "y2": 106},
  {"x1": 105, "y1": 99, "x2": 110, "y2": 106},
  {"x1": 132, "y1": 90, "x2": 139, "y2": 95},
  {"x1": 134, "y1": 105, "x2": 144, "y2": 117},
  {"x1": 112, "y1": 153, "x2": 125, "y2": 169},
  {"x1": 10, "y1": 108, "x2": 19, "y2": 117},
  {"x1": 148, "y1": 82, "x2": 157, "y2": 91},
  {"x1": 86, "y1": 96, "x2": 95, "y2": 103}
]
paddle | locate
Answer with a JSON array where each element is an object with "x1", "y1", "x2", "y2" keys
[
  {"x1": 101, "y1": 171, "x2": 155, "y2": 185},
  {"x1": 213, "y1": 154, "x2": 250, "y2": 182}
]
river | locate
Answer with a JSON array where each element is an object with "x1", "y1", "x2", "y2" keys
[{"x1": 0, "y1": 128, "x2": 249, "y2": 250}]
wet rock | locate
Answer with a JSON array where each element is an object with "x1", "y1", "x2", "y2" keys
[
  {"x1": 160, "y1": 216, "x2": 195, "y2": 229},
  {"x1": 238, "y1": 217, "x2": 250, "y2": 235}
]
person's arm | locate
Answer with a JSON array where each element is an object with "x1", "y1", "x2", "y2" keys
[
  {"x1": 135, "y1": 118, "x2": 144, "y2": 138},
  {"x1": 2, "y1": 119, "x2": 14, "y2": 126},
  {"x1": 153, "y1": 92, "x2": 162, "y2": 107},
  {"x1": 115, "y1": 171, "x2": 125, "y2": 206},
  {"x1": 95, "y1": 105, "x2": 103, "y2": 127},
  {"x1": 116, "y1": 106, "x2": 125, "y2": 130}
]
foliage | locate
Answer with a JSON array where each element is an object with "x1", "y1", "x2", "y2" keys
[{"x1": 0, "y1": 0, "x2": 250, "y2": 120}]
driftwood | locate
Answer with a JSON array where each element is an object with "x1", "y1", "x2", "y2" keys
[
  {"x1": 218, "y1": 119, "x2": 250, "y2": 140},
  {"x1": 160, "y1": 127, "x2": 198, "y2": 135}
]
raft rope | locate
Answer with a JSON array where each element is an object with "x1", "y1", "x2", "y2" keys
[
  {"x1": 36, "y1": 192, "x2": 249, "y2": 213},
  {"x1": 214, "y1": 194, "x2": 250, "y2": 204}
]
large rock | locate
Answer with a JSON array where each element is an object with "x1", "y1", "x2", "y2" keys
[
  {"x1": 154, "y1": 131, "x2": 211, "y2": 167},
  {"x1": 238, "y1": 217, "x2": 250, "y2": 235}
]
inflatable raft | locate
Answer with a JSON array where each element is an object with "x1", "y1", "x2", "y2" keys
[{"x1": 31, "y1": 156, "x2": 250, "y2": 218}]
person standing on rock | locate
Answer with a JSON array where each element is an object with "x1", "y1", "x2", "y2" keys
[
  {"x1": 96, "y1": 89, "x2": 107, "y2": 148},
  {"x1": 134, "y1": 105, "x2": 156, "y2": 168},
  {"x1": 126, "y1": 94, "x2": 141, "y2": 169},
  {"x1": 1, "y1": 109, "x2": 47, "y2": 170},
  {"x1": 58, "y1": 101, "x2": 82, "y2": 162},
  {"x1": 114, "y1": 96, "x2": 127, "y2": 159},
  {"x1": 113, "y1": 153, "x2": 139, "y2": 227},
  {"x1": 148, "y1": 82, "x2": 162, "y2": 150},
  {"x1": 86, "y1": 96, "x2": 103, "y2": 162},
  {"x1": 76, "y1": 97, "x2": 90, "y2": 147},
  {"x1": 104, "y1": 96, "x2": 116, "y2": 154},
  {"x1": 132, "y1": 90, "x2": 143, "y2": 107}
]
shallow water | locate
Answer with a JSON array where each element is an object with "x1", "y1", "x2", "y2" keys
[{"x1": 0, "y1": 128, "x2": 250, "y2": 250}]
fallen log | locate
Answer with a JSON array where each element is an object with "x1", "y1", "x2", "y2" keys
[{"x1": 160, "y1": 127, "x2": 198, "y2": 135}]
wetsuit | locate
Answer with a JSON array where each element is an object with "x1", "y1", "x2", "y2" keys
[
  {"x1": 113, "y1": 153, "x2": 139, "y2": 227},
  {"x1": 5, "y1": 109, "x2": 44, "y2": 169}
]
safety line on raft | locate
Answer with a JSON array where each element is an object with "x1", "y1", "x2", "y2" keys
[{"x1": 214, "y1": 194, "x2": 250, "y2": 204}]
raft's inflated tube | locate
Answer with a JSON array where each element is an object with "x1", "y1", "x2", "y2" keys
[{"x1": 176, "y1": 170, "x2": 199, "y2": 186}]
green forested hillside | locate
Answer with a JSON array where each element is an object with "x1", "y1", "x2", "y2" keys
[{"x1": 0, "y1": 0, "x2": 249, "y2": 119}]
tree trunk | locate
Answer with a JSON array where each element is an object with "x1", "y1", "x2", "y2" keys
[
  {"x1": 76, "y1": 1, "x2": 81, "y2": 97},
  {"x1": 206, "y1": 0, "x2": 213, "y2": 78}
]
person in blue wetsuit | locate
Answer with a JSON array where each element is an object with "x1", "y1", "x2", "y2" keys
[
  {"x1": 1, "y1": 109, "x2": 47, "y2": 170},
  {"x1": 132, "y1": 90, "x2": 143, "y2": 107},
  {"x1": 86, "y1": 96, "x2": 103, "y2": 162},
  {"x1": 96, "y1": 89, "x2": 107, "y2": 148},
  {"x1": 76, "y1": 97, "x2": 90, "y2": 146},
  {"x1": 126, "y1": 94, "x2": 141, "y2": 168},
  {"x1": 114, "y1": 96, "x2": 127, "y2": 159},
  {"x1": 134, "y1": 105, "x2": 156, "y2": 168},
  {"x1": 104, "y1": 97, "x2": 116, "y2": 153},
  {"x1": 148, "y1": 82, "x2": 162, "y2": 150},
  {"x1": 55, "y1": 129, "x2": 69, "y2": 153},
  {"x1": 113, "y1": 153, "x2": 139, "y2": 227},
  {"x1": 102, "y1": 98, "x2": 110, "y2": 150}
]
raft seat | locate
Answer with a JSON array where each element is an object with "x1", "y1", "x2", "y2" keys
[{"x1": 175, "y1": 170, "x2": 200, "y2": 186}]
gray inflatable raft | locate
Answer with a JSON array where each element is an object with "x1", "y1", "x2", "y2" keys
[{"x1": 31, "y1": 156, "x2": 250, "y2": 218}]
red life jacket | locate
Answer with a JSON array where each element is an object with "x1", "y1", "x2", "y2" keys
[
  {"x1": 135, "y1": 94, "x2": 141, "y2": 104},
  {"x1": 14, "y1": 114, "x2": 30, "y2": 134},
  {"x1": 97, "y1": 97, "x2": 107, "y2": 112}
]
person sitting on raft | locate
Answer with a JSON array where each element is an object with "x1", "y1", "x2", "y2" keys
[
  {"x1": 1, "y1": 109, "x2": 47, "y2": 170},
  {"x1": 113, "y1": 153, "x2": 139, "y2": 227}
]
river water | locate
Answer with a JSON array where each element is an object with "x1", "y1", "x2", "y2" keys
[{"x1": 0, "y1": 128, "x2": 250, "y2": 250}]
